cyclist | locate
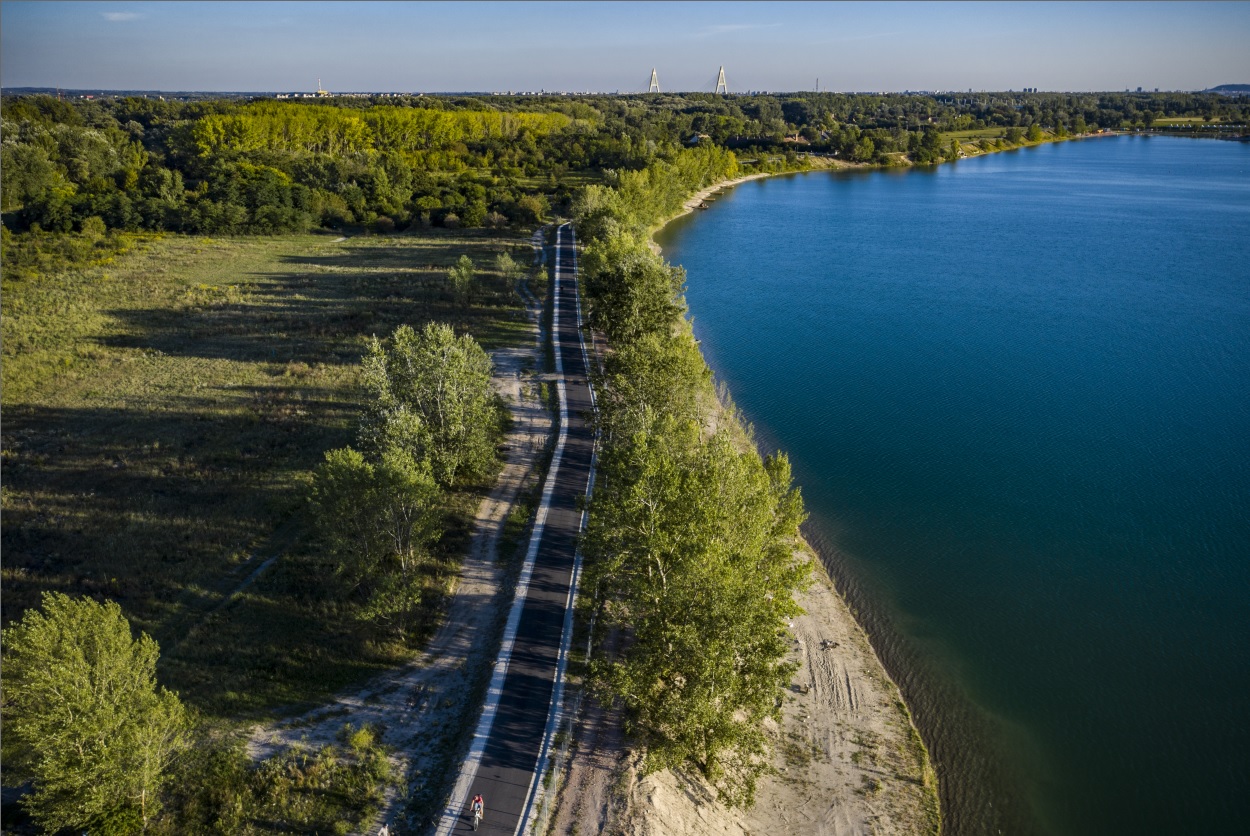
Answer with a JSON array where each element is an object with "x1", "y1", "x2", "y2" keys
[{"x1": 471, "y1": 794, "x2": 485, "y2": 830}]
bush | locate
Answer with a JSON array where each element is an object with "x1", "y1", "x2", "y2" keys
[{"x1": 80, "y1": 214, "x2": 107, "y2": 237}]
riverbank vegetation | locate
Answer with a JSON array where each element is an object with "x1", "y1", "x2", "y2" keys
[{"x1": 570, "y1": 147, "x2": 813, "y2": 806}]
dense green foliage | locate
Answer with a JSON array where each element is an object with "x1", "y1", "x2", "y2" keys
[
  {"x1": 6, "y1": 89, "x2": 1240, "y2": 249},
  {"x1": 188, "y1": 103, "x2": 570, "y2": 156},
  {"x1": 309, "y1": 322, "x2": 502, "y2": 643},
  {"x1": 158, "y1": 725, "x2": 393, "y2": 835},
  {"x1": 572, "y1": 148, "x2": 812, "y2": 805},
  {"x1": 0, "y1": 95, "x2": 580, "y2": 236},
  {"x1": 585, "y1": 418, "x2": 808, "y2": 806},
  {"x1": 1, "y1": 593, "x2": 191, "y2": 833},
  {"x1": 310, "y1": 445, "x2": 443, "y2": 640},
  {"x1": 359, "y1": 322, "x2": 501, "y2": 488}
]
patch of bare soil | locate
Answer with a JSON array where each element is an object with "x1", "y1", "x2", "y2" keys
[
  {"x1": 740, "y1": 564, "x2": 939, "y2": 836},
  {"x1": 543, "y1": 564, "x2": 938, "y2": 836},
  {"x1": 247, "y1": 293, "x2": 551, "y2": 834},
  {"x1": 539, "y1": 626, "x2": 627, "y2": 836}
]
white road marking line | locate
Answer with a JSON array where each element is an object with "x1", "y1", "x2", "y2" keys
[
  {"x1": 517, "y1": 225, "x2": 598, "y2": 834},
  {"x1": 435, "y1": 225, "x2": 572, "y2": 836}
]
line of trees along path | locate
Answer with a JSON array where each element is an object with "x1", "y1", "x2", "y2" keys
[{"x1": 437, "y1": 224, "x2": 595, "y2": 835}]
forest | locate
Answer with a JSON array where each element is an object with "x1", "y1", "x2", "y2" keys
[{"x1": 4, "y1": 89, "x2": 1244, "y2": 244}]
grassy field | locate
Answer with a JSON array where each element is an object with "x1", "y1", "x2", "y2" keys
[
  {"x1": 1151, "y1": 115, "x2": 1222, "y2": 125},
  {"x1": 1, "y1": 226, "x2": 537, "y2": 717},
  {"x1": 939, "y1": 127, "x2": 1008, "y2": 141}
]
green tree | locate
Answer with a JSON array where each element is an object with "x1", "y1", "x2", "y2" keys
[
  {"x1": 515, "y1": 193, "x2": 549, "y2": 225},
  {"x1": 494, "y1": 250, "x2": 523, "y2": 283},
  {"x1": 0, "y1": 142, "x2": 62, "y2": 212},
  {"x1": 851, "y1": 136, "x2": 876, "y2": 163},
  {"x1": 310, "y1": 445, "x2": 442, "y2": 637},
  {"x1": 581, "y1": 229, "x2": 686, "y2": 346},
  {"x1": 585, "y1": 419, "x2": 809, "y2": 806},
  {"x1": 360, "y1": 323, "x2": 499, "y2": 488},
  {"x1": 81, "y1": 215, "x2": 107, "y2": 238},
  {"x1": 448, "y1": 254, "x2": 477, "y2": 307},
  {"x1": 1026, "y1": 123, "x2": 1044, "y2": 142},
  {"x1": 1, "y1": 593, "x2": 191, "y2": 833},
  {"x1": 595, "y1": 331, "x2": 711, "y2": 446}
]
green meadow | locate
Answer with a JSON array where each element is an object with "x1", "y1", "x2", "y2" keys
[{"x1": 1, "y1": 227, "x2": 535, "y2": 717}]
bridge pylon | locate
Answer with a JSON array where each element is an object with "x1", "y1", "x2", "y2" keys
[
  {"x1": 648, "y1": 68, "x2": 660, "y2": 93},
  {"x1": 715, "y1": 66, "x2": 728, "y2": 94}
]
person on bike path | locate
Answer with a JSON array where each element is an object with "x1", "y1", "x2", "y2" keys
[{"x1": 471, "y1": 794, "x2": 485, "y2": 826}]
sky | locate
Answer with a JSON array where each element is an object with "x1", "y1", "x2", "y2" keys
[{"x1": 2, "y1": 1, "x2": 1247, "y2": 94}]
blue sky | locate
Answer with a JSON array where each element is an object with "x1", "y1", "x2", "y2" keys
[{"x1": 2, "y1": 1, "x2": 1247, "y2": 93}]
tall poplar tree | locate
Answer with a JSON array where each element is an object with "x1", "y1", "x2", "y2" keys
[{"x1": 1, "y1": 593, "x2": 191, "y2": 833}]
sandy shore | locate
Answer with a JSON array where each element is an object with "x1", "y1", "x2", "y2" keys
[
  {"x1": 648, "y1": 158, "x2": 849, "y2": 255},
  {"x1": 543, "y1": 559, "x2": 939, "y2": 836},
  {"x1": 681, "y1": 171, "x2": 775, "y2": 212},
  {"x1": 645, "y1": 172, "x2": 775, "y2": 255}
]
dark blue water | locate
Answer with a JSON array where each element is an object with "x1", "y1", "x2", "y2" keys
[{"x1": 655, "y1": 137, "x2": 1250, "y2": 836}]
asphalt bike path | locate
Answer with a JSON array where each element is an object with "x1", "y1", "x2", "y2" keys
[{"x1": 436, "y1": 224, "x2": 595, "y2": 835}]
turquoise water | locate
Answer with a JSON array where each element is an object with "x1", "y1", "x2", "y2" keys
[{"x1": 655, "y1": 137, "x2": 1250, "y2": 836}]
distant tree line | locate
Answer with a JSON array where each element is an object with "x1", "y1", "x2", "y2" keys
[{"x1": 5, "y1": 90, "x2": 1242, "y2": 243}]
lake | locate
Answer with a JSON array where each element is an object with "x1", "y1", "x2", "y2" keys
[{"x1": 654, "y1": 136, "x2": 1250, "y2": 835}]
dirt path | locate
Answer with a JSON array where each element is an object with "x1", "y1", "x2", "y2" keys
[
  {"x1": 247, "y1": 287, "x2": 552, "y2": 834},
  {"x1": 542, "y1": 627, "x2": 628, "y2": 836}
]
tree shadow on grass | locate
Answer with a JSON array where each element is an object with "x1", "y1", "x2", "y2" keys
[
  {"x1": 98, "y1": 255, "x2": 529, "y2": 364},
  {"x1": 1, "y1": 401, "x2": 400, "y2": 717},
  {"x1": 2, "y1": 397, "x2": 487, "y2": 718},
  {"x1": 0, "y1": 400, "x2": 353, "y2": 647}
]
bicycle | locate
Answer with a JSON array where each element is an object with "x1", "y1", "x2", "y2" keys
[{"x1": 470, "y1": 795, "x2": 485, "y2": 831}]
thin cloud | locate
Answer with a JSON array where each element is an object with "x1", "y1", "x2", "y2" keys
[
  {"x1": 821, "y1": 31, "x2": 904, "y2": 44},
  {"x1": 694, "y1": 23, "x2": 782, "y2": 38},
  {"x1": 102, "y1": 12, "x2": 144, "y2": 22}
]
